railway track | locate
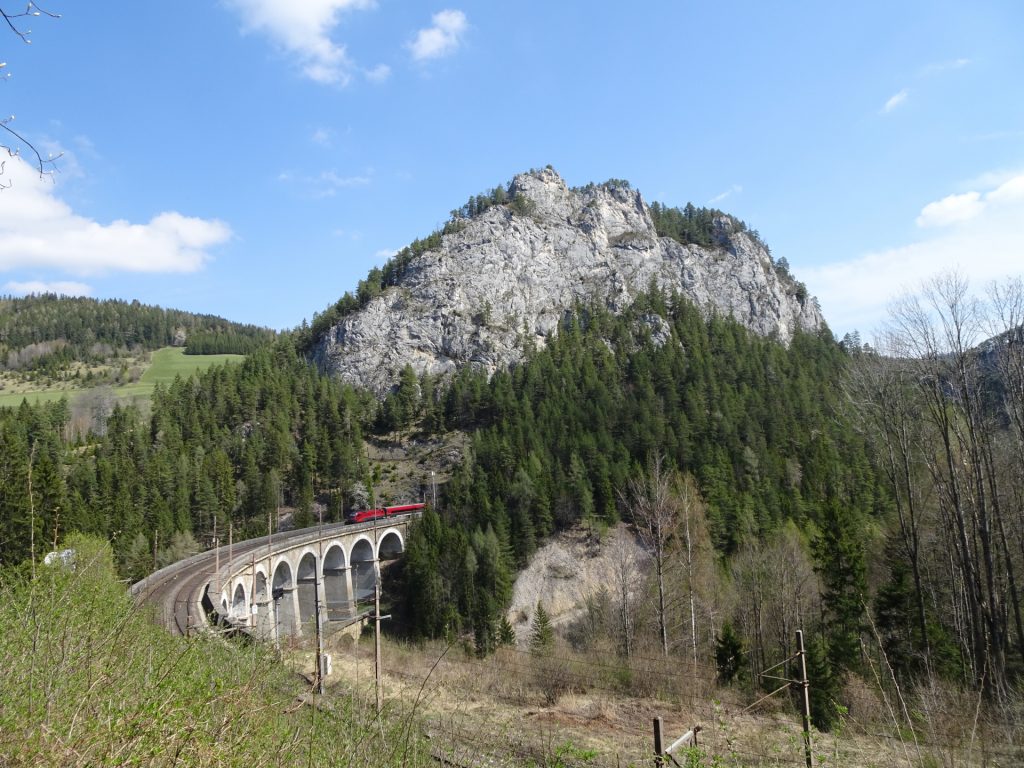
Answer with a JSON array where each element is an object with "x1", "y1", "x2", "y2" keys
[{"x1": 132, "y1": 536, "x2": 269, "y2": 636}]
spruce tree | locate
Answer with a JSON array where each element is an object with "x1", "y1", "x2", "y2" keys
[
  {"x1": 715, "y1": 621, "x2": 746, "y2": 684},
  {"x1": 529, "y1": 602, "x2": 554, "y2": 654},
  {"x1": 498, "y1": 615, "x2": 516, "y2": 647}
]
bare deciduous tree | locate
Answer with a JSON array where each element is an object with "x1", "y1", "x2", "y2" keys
[
  {"x1": 609, "y1": 525, "x2": 641, "y2": 658},
  {"x1": 625, "y1": 454, "x2": 679, "y2": 657},
  {"x1": 732, "y1": 521, "x2": 820, "y2": 681},
  {"x1": 858, "y1": 272, "x2": 1024, "y2": 698},
  {"x1": 846, "y1": 336, "x2": 936, "y2": 672}
]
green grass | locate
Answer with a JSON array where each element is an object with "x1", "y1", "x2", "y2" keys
[
  {"x1": 0, "y1": 347, "x2": 244, "y2": 409},
  {"x1": 0, "y1": 388, "x2": 78, "y2": 409},
  {"x1": 0, "y1": 536, "x2": 426, "y2": 768}
]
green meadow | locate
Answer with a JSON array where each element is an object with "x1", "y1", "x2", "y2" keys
[{"x1": 0, "y1": 347, "x2": 244, "y2": 409}]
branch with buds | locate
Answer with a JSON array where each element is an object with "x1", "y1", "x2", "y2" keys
[
  {"x1": 1, "y1": 2, "x2": 62, "y2": 184},
  {"x1": 2, "y1": 2, "x2": 60, "y2": 43}
]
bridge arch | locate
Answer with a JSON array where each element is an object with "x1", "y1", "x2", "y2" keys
[
  {"x1": 272, "y1": 560, "x2": 298, "y2": 638},
  {"x1": 378, "y1": 529, "x2": 405, "y2": 561},
  {"x1": 296, "y1": 551, "x2": 319, "y2": 634},
  {"x1": 231, "y1": 582, "x2": 247, "y2": 620},
  {"x1": 349, "y1": 536, "x2": 376, "y2": 604},
  {"x1": 322, "y1": 543, "x2": 351, "y2": 620}
]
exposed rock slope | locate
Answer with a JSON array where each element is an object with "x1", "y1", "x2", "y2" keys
[{"x1": 313, "y1": 168, "x2": 824, "y2": 393}]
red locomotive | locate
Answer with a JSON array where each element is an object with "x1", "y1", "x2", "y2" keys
[{"x1": 344, "y1": 502, "x2": 425, "y2": 524}]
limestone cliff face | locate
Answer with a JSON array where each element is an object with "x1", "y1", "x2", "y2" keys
[{"x1": 312, "y1": 168, "x2": 825, "y2": 394}]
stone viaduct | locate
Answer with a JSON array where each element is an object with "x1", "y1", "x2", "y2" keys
[{"x1": 204, "y1": 514, "x2": 416, "y2": 641}]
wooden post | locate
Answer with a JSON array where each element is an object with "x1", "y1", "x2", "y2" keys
[
  {"x1": 273, "y1": 592, "x2": 281, "y2": 657},
  {"x1": 213, "y1": 517, "x2": 219, "y2": 588},
  {"x1": 653, "y1": 716, "x2": 664, "y2": 768},
  {"x1": 314, "y1": 582, "x2": 324, "y2": 694},
  {"x1": 314, "y1": 510, "x2": 325, "y2": 695},
  {"x1": 374, "y1": 561, "x2": 383, "y2": 716},
  {"x1": 250, "y1": 554, "x2": 257, "y2": 630},
  {"x1": 796, "y1": 630, "x2": 813, "y2": 768}
]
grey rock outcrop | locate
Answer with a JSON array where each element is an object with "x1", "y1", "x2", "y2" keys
[{"x1": 312, "y1": 167, "x2": 824, "y2": 394}]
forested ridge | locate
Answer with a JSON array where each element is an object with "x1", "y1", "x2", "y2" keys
[
  {"x1": 392, "y1": 290, "x2": 886, "y2": 723},
  {"x1": 0, "y1": 339, "x2": 374, "y2": 580},
  {"x1": 1, "y1": 278, "x2": 1022, "y2": 734},
  {"x1": 0, "y1": 294, "x2": 275, "y2": 372},
  {"x1": 390, "y1": 280, "x2": 1024, "y2": 725}
]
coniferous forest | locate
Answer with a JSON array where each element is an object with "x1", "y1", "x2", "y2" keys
[
  {"x1": 0, "y1": 294, "x2": 275, "y2": 373},
  {"x1": 2, "y1": 278, "x2": 1024, "y2": 736}
]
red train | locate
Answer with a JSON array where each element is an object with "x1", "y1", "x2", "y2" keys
[{"x1": 344, "y1": 502, "x2": 425, "y2": 524}]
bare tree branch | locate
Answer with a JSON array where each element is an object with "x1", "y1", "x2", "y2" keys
[
  {"x1": 1, "y1": 2, "x2": 61, "y2": 43},
  {"x1": 1, "y1": 3, "x2": 62, "y2": 183}
]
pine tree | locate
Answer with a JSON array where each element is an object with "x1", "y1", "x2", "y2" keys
[
  {"x1": 814, "y1": 499, "x2": 867, "y2": 673},
  {"x1": 529, "y1": 602, "x2": 554, "y2": 654},
  {"x1": 805, "y1": 634, "x2": 844, "y2": 731},
  {"x1": 498, "y1": 615, "x2": 516, "y2": 647},
  {"x1": 715, "y1": 621, "x2": 746, "y2": 684}
]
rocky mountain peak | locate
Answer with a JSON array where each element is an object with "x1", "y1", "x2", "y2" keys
[{"x1": 311, "y1": 168, "x2": 824, "y2": 395}]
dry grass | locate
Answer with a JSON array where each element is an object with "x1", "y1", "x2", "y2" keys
[{"x1": 305, "y1": 633, "x2": 1023, "y2": 768}]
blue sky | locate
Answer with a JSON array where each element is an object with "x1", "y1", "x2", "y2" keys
[{"x1": 2, "y1": 1, "x2": 1022, "y2": 339}]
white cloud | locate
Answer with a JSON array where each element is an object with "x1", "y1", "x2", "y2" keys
[
  {"x1": 915, "y1": 175, "x2": 1024, "y2": 227},
  {"x1": 921, "y1": 57, "x2": 970, "y2": 76},
  {"x1": 915, "y1": 191, "x2": 984, "y2": 227},
  {"x1": 320, "y1": 170, "x2": 370, "y2": 189},
  {"x1": 408, "y1": 9, "x2": 467, "y2": 61},
  {"x1": 882, "y1": 88, "x2": 909, "y2": 113},
  {"x1": 0, "y1": 154, "x2": 231, "y2": 275},
  {"x1": 708, "y1": 184, "x2": 743, "y2": 205},
  {"x1": 278, "y1": 167, "x2": 371, "y2": 198},
  {"x1": 4, "y1": 280, "x2": 92, "y2": 297},
  {"x1": 365, "y1": 63, "x2": 391, "y2": 83},
  {"x1": 802, "y1": 172, "x2": 1024, "y2": 336},
  {"x1": 225, "y1": 0, "x2": 376, "y2": 85},
  {"x1": 987, "y1": 174, "x2": 1024, "y2": 202},
  {"x1": 960, "y1": 168, "x2": 1023, "y2": 189},
  {"x1": 374, "y1": 248, "x2": 397, "y2": 260},
  {"x1": 311, "y1": 127, "x2": 332, "y2": 146}
]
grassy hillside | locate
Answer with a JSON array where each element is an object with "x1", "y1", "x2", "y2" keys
[
  {"x1": 112, "y1": 346, "x2": 245, "y2": 399},
  {"x1": 0, "y1": 536, "x2": 424, "y2": 768},
  {"x1": 0, "y1": 347, "x2": 243, "y2": 409}
]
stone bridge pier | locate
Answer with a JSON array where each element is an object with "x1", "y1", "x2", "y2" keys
[{"x1": 208, "y1": 518, "x2": 414, "y2": 643}]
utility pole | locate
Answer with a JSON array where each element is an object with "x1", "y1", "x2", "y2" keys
[
  {"x1": 314, "y1": 508, "x2": 325, "y2": 694},
  {"x1": 796, "y1": 630, "x2": 813, "y2": 768},
  {"x1": 314, "y1": 583, "x2": 325, "y2": 694},
  {"x1": 28, "y1": 440, "x2": 36, "y2": 580},
  {"x1": 272, "y1": 587, "x2": 283, "y2": 657},
  {"x1": 250, "y1": 553, "x2": 257, "y2": 631},
  {"x1": 374, "y1": 561, "x2": 384, "y2": 716},
  {"x1": 213, "y1": 516, "x2": 219, "y2": 600}
]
